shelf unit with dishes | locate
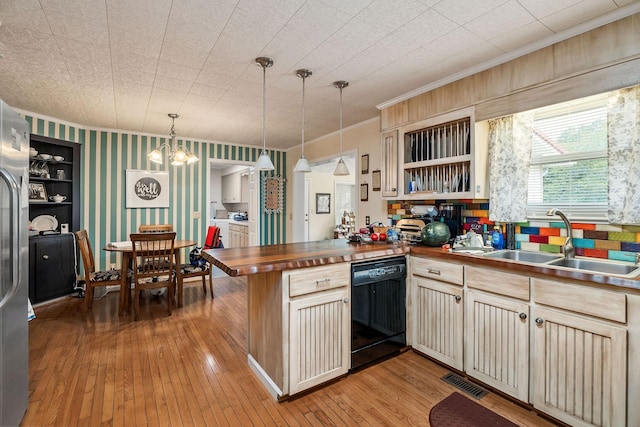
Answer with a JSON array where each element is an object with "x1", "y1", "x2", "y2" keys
[
  {"x1": 28, "y1": 134, "x2": 80, "y2": 233},
  {"x1": 390, "y1": 107, "x2": 489, "y2": 200}
]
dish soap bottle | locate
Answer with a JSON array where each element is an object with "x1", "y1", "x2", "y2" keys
[{"x1": 491, "y1": 225, "x2": 504, "y2": 250}]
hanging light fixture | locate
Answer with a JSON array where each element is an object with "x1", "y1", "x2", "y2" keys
[
  {"x1": 333, "y1": 80, "x2": 350, "y2": 176},
  {"x1": 254, "y1": 57, "x2": 275, "y2": 171},
  {"x1": 293, "y1": 69, "x2": 312, "y2": 173},
  {"x1": 147, "y1": 113, "x2": 199, "y2": 166}
]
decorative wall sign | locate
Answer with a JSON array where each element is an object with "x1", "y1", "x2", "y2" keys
[
  {"x1": 361, "y1": 154, "x2": 369, "y2": 174},
  {"x1": 372, "y1": 170, "x2": 381, "y2": 191},
  {"x1": 316, "y1": 193, "x2": 331, "y2": 214},
  {"x1": 263, "y1": 175, "x2": 285, "y2": 214},
  {"x1": 360, "y1": 183, "x2": 368, "y2": 201},
  {"x1": 126, "y1": 169, "x2": 169, "y2": 208}
]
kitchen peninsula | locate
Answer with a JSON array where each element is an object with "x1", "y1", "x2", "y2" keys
[{"x1": 202, "y1": 240, "x2": 409, "y2": 399}]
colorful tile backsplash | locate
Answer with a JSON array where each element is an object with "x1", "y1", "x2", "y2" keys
[{"x1": 388, "y1": 200, "x2": 640, "y2": 262}]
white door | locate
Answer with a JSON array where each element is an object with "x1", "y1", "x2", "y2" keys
[
  {"x1": 248, "y1": 167, "x2": 258, "y2": 246},
  {"x1": 304, "y1": 179, "x2": 310, "y2": 241}
]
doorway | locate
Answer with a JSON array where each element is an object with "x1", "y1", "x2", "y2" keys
[
  {"x1": 207, "y1": 159, "x2": 258, "y2": 246},
  {"x1": 292, "y1": 152, "x2": 357, "y2": 242}
]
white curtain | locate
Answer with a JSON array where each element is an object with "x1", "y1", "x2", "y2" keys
[
  {"x1": 488, "y1": 112, "x2": 534, "y2": 222},
  {"x1": 608, "y1": 86, "x2": 640, "y2": 224}
]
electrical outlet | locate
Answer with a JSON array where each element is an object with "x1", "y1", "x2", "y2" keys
[
  {"x1": 193, "y1": 211, "x2": 201, "y2": 219},
  {"x1": 365, "y1": 216, "x2": 370, "y2": 225}
]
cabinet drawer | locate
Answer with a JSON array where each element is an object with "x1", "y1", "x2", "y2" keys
[
  {"x1": 465, "y1": 266, "x2": 529, "y2": 300},
  {"x1": 289, "y1": 263, "x2": 350, "y2": 297},
  {"x1": 533, "y1": 278, "x2": 626, "y2": 323},
  {"x1": 411, "y1": 256, "x2": 463, "y2": 285}
]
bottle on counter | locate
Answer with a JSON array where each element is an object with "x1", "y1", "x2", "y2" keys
[{"x1": 491, "y1": 225, "x2": 504, "y2": 250}]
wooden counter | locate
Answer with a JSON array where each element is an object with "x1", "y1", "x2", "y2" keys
[
  {"x1": 201, "y1": 239, "x2": 410, "y2": 276},
  {"x1": 202, "y1": 239, "x2": 639, "y2": 292}
]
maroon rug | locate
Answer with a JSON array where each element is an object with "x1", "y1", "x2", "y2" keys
[{"x1": 429, "y1": 392, "x2": 519, "y2": 427}]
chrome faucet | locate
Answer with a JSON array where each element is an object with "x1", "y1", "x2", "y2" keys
[{"x1": 546, "y1": 208, "x2": 575, "y2": 259}]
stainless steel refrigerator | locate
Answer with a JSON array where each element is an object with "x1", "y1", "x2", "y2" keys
[{"x1": 0, "y1": 99, "x2": 29, "y2": 426}]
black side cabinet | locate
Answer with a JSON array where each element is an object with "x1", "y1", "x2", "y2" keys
[{"x1": 29, "y1": 234, "x2": 76, "y2": 303}]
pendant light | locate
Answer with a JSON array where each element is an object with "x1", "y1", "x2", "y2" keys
[
  {"x1": 293, "y1": 69, "x2": 312, "y2": 173},
  {"x1": 254, "y1": 57, "x2": 275, "y2": 171},
  {"x1": 148, "y1": 114, "x2": 199, "y2": 166},
  {"x1": 333, "y1": 80, "x2": 350, "y2": 176}
]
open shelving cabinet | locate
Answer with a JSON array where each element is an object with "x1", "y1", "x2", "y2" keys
[{"x1": 389, "y1": 107, "x2": 489, "y2": 200}]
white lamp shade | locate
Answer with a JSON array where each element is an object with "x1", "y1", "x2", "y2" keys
[
  {"x1": 333, "y1": 158, "x2": 350, "y2": 176},
  {"x1": 186, "y1": 153, "x2": 199, "y2": 164},
  {"x1": 293, "y1": 156, "x2": 311, "y2": 173},
  {"x1": 255, "y1": 151, "x2": 275, "y2": 171},
  {"x1": 148, "y1": 149, "x2": 163, "y2": 164}
]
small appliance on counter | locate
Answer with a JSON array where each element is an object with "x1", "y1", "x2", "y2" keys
[
  {"x1": 436, "y1": 203, "x2": 462, "y2": 240},
  {"x1": 233, "y1": 212, "x2": 248, "y2": 221},
  {"x1": 395, "y1": 218, "x2": 425, "y2": 244}
]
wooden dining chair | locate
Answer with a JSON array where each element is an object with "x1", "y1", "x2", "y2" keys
[
  {"x1": 75, "y1": 229, "x2": 130, "y2": 311},
  {"x1": 138, "y1": 223, "x2": 173, "y2": 233},
  {"x1": 130, "y1": 232, "x2": 177, "y2": 320},
  {"x1": 138, "y1": 223, "x2": 215, "y2": 304}
]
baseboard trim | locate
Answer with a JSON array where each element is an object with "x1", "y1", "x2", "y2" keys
[{"x1": 247, "y1": 354, "x2": 283, "y2": 400}]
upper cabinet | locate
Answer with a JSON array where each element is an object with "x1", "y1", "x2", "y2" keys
[
  {"x1": 28, "y1": 134, "x2": 80, "y2": 232},
  {"x1": 381, "y1": 107, "x2": 489, "y2": 200},
  {"x1": 222, "y1": 169, "x2": 250, "y2": 204},
  {"x1": 380, "y1": 130, "x2": 398, "y2": 198}
]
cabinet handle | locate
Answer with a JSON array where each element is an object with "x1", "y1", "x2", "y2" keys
[
  {"x1": 519, "y1": 313, "x2": 527, "y2": 320},
  {"x1": 343, "y1": 298, "x2": 349, "y2": 303},
  {"x1": 315, "y1": 278, "x2": 330, "y2": 286},
  {"x1": 455, "y1": 295, "x2": 461, "y2": 302},
  {"x1": 392, "y1": 187, "x2": 396, "y2": 191},
  {"x1": 535, "y1": 318, "x2": 544, "y2": 325},
  {"x1": 427, "y1": 268, "x2": 441, "y2": 275},
  {"x1": 42, "y1": 254, "x2": 49, "y2": 260}
]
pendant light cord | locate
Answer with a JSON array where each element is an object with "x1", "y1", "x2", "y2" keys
[
  {"x1": 301, "y1": 75, "x2": 305, "y2": 157},
  {"x1": 339, "y1": 85, "x2": 343, "y2": 157},
  {"x1": 262, "y1": 64, "x2": 267, "y2": 152}
]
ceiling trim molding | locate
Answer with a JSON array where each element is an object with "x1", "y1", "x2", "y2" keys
[{"x1": 376, "y1": 2, "x2": 640, "y2": 110}]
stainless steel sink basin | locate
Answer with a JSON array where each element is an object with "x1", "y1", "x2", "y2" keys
[
  {"x1": 547, "y1": 257, "x2": 640, "y2": 276},
  {"x1": 483, "y1": 250, "x2": 562, "y2": 264}
]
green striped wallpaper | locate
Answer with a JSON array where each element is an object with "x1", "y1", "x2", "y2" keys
[{"x1": 24, "y1": 114, "x2": 287, "y2": 270}]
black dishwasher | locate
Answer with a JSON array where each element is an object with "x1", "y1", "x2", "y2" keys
[{"x1": 351, "y1": 256, "x2": 407, "y2": 371}]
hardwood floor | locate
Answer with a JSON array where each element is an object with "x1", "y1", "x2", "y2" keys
[{"x1": 24, "y1": 277, "x2": 558, "y2": 426}]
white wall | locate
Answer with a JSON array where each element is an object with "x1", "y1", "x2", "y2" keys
[{"x1": 286, "y1": 117, "x2": 387, "y2": 242}]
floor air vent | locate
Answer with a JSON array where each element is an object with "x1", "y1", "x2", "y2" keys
[{"x1": 441, "y1": 373, "x2": 488, "y2": 399}]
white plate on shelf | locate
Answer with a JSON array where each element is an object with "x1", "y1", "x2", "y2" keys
[{"x1": 31, "y1": 215, "x2": 58, "y2": 232}]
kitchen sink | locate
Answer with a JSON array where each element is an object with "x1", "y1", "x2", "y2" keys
[
  {"x1": 483, "y1": 250, "x2": 562, "y2": 264},
  {"x1": 546, "y1": 257, "x2": 640, "y2": 276}
]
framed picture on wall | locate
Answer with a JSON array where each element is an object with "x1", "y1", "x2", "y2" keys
[
  {"x1": 125, "y1": 169, "x2": 170, "y2": 208},
  {"x1": 372, "y1": 170, "x2": 381, "y2": 191},
  {"x1": 361, "y1": 154, "x2": 369, "y2": 174},
  {"x1": 316, "y1": 193, "x2": 330, "y2": 214},
  {"x1": 28, "y1": 182, "x2": 47, "y2": 201},
  {"x1": 360, "y1": 183, "x2": 368, "y2": 201}
]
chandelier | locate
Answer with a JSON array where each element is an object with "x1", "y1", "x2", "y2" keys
[{"x1": 148, "y1": 113, "x2": 198, "y2": 166}]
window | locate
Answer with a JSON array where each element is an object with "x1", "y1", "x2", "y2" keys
[{"x1": 527, "y1": 92, "x2": 609, "y2": 220}]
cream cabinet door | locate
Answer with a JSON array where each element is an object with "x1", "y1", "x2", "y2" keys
[
  {"x1": 412, "y1": 276, "x2": 463, "y2": 370},
  {"x1": 381, "y1": 130, "x2": 398, "y2": 198},
  {"x1": 464, "y1": 289, "x2": 529, "y2": 401},
  {"x1": 289, "y1": 288, "x2": 350, "y2": 395},
  {"x1": 532, "y1": 307, "x2": 626, "y2": 427}
]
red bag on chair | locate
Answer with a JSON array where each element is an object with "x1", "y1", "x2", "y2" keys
[{"x1": 204, "y1": 226, "x2": 222, "y2": 249}]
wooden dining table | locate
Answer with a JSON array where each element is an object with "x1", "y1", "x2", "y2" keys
[{"x1": 103, "y1": 239, "x2": 196, "y2": 315}]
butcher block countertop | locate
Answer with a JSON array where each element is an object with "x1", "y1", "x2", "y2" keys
[
  {"x1": 201, "y1": 239, "x2": 410, "y2": 276},
  {"x1": 202, "y1": 239, "x2": 640, "y2": 293}
]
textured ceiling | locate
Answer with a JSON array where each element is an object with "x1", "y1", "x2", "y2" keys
[{"x1": 1, "y1": 0, "x2": 639, "y2": 150}]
